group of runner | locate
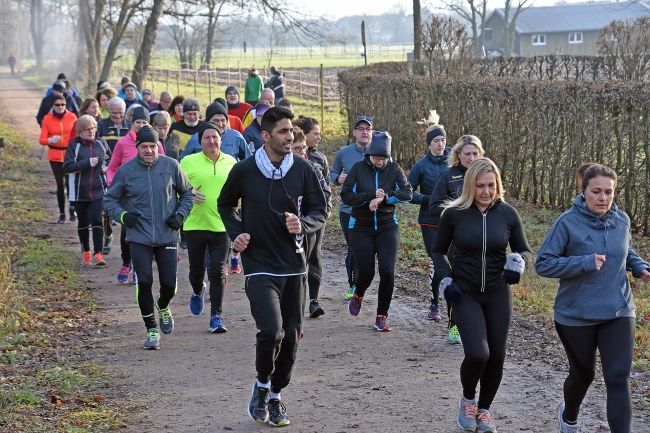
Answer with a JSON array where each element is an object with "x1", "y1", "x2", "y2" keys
[{"x1": 34, "y1": 73, "x2": 650, "y2": 433}]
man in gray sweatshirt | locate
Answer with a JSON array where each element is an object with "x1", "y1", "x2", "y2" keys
[{"x1": 330, "y1": 115, "x2": 373, "y2": 299}]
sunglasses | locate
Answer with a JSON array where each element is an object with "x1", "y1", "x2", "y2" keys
[{"x1": 53, "y1": 103, "x2": 66, "y2": 107}]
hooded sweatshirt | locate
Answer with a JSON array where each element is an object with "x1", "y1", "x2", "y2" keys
[{"x1": 536, "y1": 195, "x2": 650, "y2": 326}]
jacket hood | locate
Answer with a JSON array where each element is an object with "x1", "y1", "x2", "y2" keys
[{"x1": 572, "y1": 194, "x2": 620, "y2": 229}]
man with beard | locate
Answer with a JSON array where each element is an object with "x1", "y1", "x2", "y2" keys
[{"x1": 170, "y1": 98, "x2": 204, "y2": 149}]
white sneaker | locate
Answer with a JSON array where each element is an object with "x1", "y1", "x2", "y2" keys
[{"x1": 557, "y1": 403, "x2": 581, "y2": 432}]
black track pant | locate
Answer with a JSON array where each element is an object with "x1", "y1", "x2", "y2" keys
[
  {"x1": 305, "y1": 225, "x2": 325, "y2": 300},
  {"x1": 130, "y1": 242, "x2": 178, "y2": 330},
  {"x1": 49, "y1": 161, "x2": 69, "y2": 215},
  {"x1": 120, "y1": 227, "x2": 132, "y2": 264},
  {"x1": 348, "y1": 224, "x2": 399, "y2": 317},
  {"x1": 245, "y1": 274, "x2": 306, "y2": 393},
  {"x1": 185, "y1": 230, "x2": 229, "y2": 316},
  {"x1": 425, "y1": 223, "x2": 456, "y2": 327},
  {"x1": 72, "y1": 199, "x2": 103, "y2": 254},
  {"x1": 339, "y1": 212, "x2": 356, "y2": 287},
  {"x1": 451, "y1": 286, "x2": 512, "y2": 410},
  {"x1": 555, "y1": 318, "x2": 634, "y2": 433}
]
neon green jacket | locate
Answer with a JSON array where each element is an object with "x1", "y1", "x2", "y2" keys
[{"x1": 180, "y1": 151, "x2": 237, "y2": 232}]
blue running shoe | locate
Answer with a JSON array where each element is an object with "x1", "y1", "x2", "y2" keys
[
  {"x1": 230, "y1": 255, "x2": 241, "y2": 273},
  {"x1": 116, "y1": 263, "x2": 131, "y2": 284},
  {"x1": 209, "y1": 315, "x2": 227, "y2": 333},
  {"x1": 143, "y1": 328, "x2": 160, "y2": 350},
  {"x1": 457, "y1": 396, "x2": 478, "y2": 432},
  {"x1": 348, "y1": 294, "x2": 363, "y2": 316},
  {"x1": 374, "y1": 315, "x2": 391, "y2": 331},
  {"x1": 155, "y1": 296, "x2": 174, "y2": 335},
  {"x1": 189, "y1": 283, "x2": 206, "y2": 315},
  {"x1": 247, "y1": 382, "x2": 270, "y2": 423}
]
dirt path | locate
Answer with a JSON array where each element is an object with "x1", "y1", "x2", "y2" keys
[{"x1": 0, "y1": 68, "x2": 637, "y2": 432}]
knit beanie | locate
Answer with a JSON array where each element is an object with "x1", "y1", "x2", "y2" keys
[
  {"x1": 124, "y1": 82, "x2": 137, "y2": 91},
  {"x1": 367, "y1": 131, "x2": 392, "y2": 158},
  {"x1": 198, "y1": 121, "x2": 222, "y2": 143},
  {"x1": 205, "y1": 101, "x2": 228, "y2": 122},
  {"x1": 183, "y1": 98, "x2": 200, "y2": 113},
  {"x1": 426, "y1": 125, "x2": 446, "y2": 144},
  {"x1": 57, "y1": 73, "x2": 67, "y2": 80},
  {"x1": 131, "y1": 106, "x2": 150, "y2": 123},
  {"x1": 52, "y1": 80, "x2": 66, "y2": 93},
  {"x1": 135, "y1": 125, "x2": 158, "y2": 146},
  {"x1": 225, "y1": 86, "x2": 240, "y2": 97}
]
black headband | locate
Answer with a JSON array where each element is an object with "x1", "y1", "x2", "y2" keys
[{"x1": 426, "y1": 127, "x2": 446, "y2": 144}]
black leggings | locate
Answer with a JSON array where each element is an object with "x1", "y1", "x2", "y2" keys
[
  {"x1": 339, "y1": 212, "x2": 356, "y2": 287},
  {"x1": 555, "y1": 318, "x2": 634, "y2": 433},
  {"x1": 305, "y1": 225, "x2": 325, "y2": 300},
  {"x1": 245, "y1": 274, "x2": 306, "y2": 392},
  {"x1": 422, "y1": 224, "x2": 456, "y2": 327},
  {"x1": 49, "y1": 161, "x2": 69, "y2": 214},
  {"x1": 72, "y1": 199, "x2": 104, "y2": 254},
  {"x1": 451, "y1": 286, "x2": 512, "y2": 410},
  {"x1": 185, "y1": 230, "x2": 230, "y2": 316},
  {"x1": 120, "y1": 227, "x2": 132, "y2": 264},
  {"x1": 130, "y1": 242, "x2": 178, "y2": 330},
  {"x1": 348, "y1": 224, "x2": 399, "y2": 317}
]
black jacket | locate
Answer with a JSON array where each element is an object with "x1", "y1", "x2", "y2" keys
[
  {"x1": 407, "y1": 148, "x2": 450, "y2": 224},
  {"x1": 62, "y1": 137, "x2": 110, "y2": 202},
  {"x1": 36, "y1": 93, "x2": 80, "y2": 126},
  {"x1": 264, "y1": 71, "x2": 285, "y2": 99},
  {"x1": 97, "y1": 118, "x2": 132, "y2": 152},
  {"x1": 309, "y1": 159, "x2": 332, "y2": 214},
  {"x1": 161, "y1": 132, "x2": 182, "y2": 160},
  {"x1": 306, "y1": 148, "x2": 331, "y2": 185},
  {"x1": 340, "y1": 157, "x2": 412, "y2": 230},
  {"x1": 431, "y1": 199, "x2": 532, "y2": 293},
  {"x1": 217, "y1": 155, "x2": 327, "y2": 276},
  {"x1": 427, "y1": 164, "x2": 467, "y2": 225}
]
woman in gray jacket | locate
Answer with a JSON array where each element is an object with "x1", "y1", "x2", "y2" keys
[{"x1": 536, "y1": 164, "x2": 650, "y2": 433}]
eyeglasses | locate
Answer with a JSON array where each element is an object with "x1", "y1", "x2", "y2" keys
[
  {"x1": 292, "y1": 146, "x2": 307, "y2": 153},
  {"x1": 83, "y1": 127, "x2": 97, "y2": 133},
  {"x1": 355, "y1": 127, "x2": 372, "y2": 132},
  {"x1": 370, "y1": 156, "x2": 388, "y2": 162},
  {"x1": 53, "y1": 103, "x2": 66, "y2": 107}
]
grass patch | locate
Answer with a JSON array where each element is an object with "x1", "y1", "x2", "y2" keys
[{"x1": 0, "y1": 117, "x2": 125, "y2": 432}]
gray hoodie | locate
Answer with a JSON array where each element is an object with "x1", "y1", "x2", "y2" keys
[{"x1": 535, "y1": 195, "x2": 649, "y2": 326}]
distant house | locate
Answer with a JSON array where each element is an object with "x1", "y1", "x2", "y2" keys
[{"x1": 483, "y1": 1, "x2": 650, "y2": 56}]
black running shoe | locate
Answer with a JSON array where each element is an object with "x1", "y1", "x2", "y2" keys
[
  {"x1": 268, "y1": 398, "x2": 290, "y2": 426},
  {"x1": 247, "y1": 383, "x2": 270, "y2": 423},
  {"x1": 308, "y1": 300, "x2": 325, "y2": 318}
]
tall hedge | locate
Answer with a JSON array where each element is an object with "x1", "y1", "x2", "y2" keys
[{"x1": 339, "y1": 64, "x2": 650, "y2": 234}]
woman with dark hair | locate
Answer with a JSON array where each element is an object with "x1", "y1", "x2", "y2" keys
[
  {"x1": 428, "y1": 134, "x2": 485, "y2": 344},
  {"x1": 432, "y1": 157, "x2": 531, "y2": 433},
  {"x1": 39, "y1": 93, "x2": 78, "y2": 223},
  {"x1": 95, "y1": 87, "x2": 117, "y2": 119},
  {"x1": 536, "y1": 164, "x2": 650, "y2": 433},
  {"x1": 63, "y1": 115, "x2": 109, "y2": 266},
  {"x1": 294, "y1": 116, "x2": 330, "y2": 185},
  {"x1": 80, "y1": 98, "x2": 102, "y2": 120},
  {"x1": 341, "y1": 131, "x2": 412, "y2": 331},
  {"x1": 168, "y1": 95, "x2": 185, "y2": 123}
]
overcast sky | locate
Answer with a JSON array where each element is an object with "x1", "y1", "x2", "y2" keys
[{"x1": 305, "y1": 0, "x2": 570, "y2": 20}]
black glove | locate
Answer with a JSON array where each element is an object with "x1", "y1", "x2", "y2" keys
[
  {"x1": 122, "y1": 212, "x2": 140, "y2": 228},
  {"x1": 166, "y1": 213, "x2": 184, "y2": 230},
  {"x1": 503, "y1": 252, "x2": 525, "y2": 285},
  {"x1": 439, "y1": 277, "x2": 461, "y2": 301}
]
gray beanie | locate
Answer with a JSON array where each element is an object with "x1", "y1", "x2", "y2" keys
[
  {"x1": 225, "y1": 85, "x2": 239, "y2": 97},
  {"x1": 367, "y1": 131, "x2": 392, "y2": 158},
  {"x1": 131, "y1": 106, "x2": 150, "y2": 123},
  {"x1": 183, "y1": 98, "x2": 200, "y2": 113}
]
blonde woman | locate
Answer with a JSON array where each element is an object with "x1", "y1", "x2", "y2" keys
[
  {"x1": 428, "y1": 134, "x2": 485, "y2": 343},
  {"x1": 431, "y1": 158, "x2": 531, "y2": 433}
]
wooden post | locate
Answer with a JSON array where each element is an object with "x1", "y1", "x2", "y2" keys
[
  {"x1": 176, "y1": 72, "x2": 180, "y2": 96},
  {"x1": 320, "y1": 64, "x2": 324, "y2": 128},
  {"x1": 208, "y1": 71, "x2": 212, "y2": 102},
  {"x1": 150, "y1": 74, "x2": 155, "y2": 96},
  {"x1": 238, "y1": 60, "x2": 241, "y2": 89},
  {"x1": 227, "y1": 65, "x2": 230, "y2": 87},
  {"x1": 194, "y1": 70, "x2": 198, "y2": 97},
  {"x1": 299, "y1": 68, "x2": 302, "y2": 100},
  {"x1": 166, "y1": 69, "x2": 170, "y2": 92}
]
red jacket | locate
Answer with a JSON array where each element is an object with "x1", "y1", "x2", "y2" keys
[
  {"x1": 39, "y1": 111, "x2": 78, "y2": 162},
  {"x1": 227, "y1": 102, "x2": 253, "y2": 121}
]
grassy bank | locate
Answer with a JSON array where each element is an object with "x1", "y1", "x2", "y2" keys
[{"x1": 0, "y1": 119, "x2": 124, "y2": 432}]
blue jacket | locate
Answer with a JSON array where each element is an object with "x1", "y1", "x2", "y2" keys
[
  {"x1": 536, "y1": 195, "x2": 650, "y2": 326},
  {"x1": 243, "y1": 122, "x2": 264, "y2": 152},
  {"x1": 117, "y1": 88, "x2": 143, "y2": 100},
  {"x1": 330, "y1": 142, "x2": 367, "y2": 214},
  {"x1": 407, "y1": 148, "x2": 450, "y2": 224},
  {"x1": 180, "y1": 129, "x2": 252, "y2": 162}
]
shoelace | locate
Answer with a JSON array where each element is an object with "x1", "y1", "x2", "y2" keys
[
  {"x1": 146, "y1": 331, "x2": 158, "y2": 341},
  {"x1": 451, "y1": 327, "x2": 460, "y2": 338},
  {"x1": 160, "y1": 309, "x2": 171, "y2": 324},
  {"x1": 120, "y1": 265, "x2": 130, "y2": 275},
  {"x1": 461, "y1": 401, "x2": 478, "y2": 419},
  {"x1": 270, "y1": 400, "x2": 287, "y2": 416},
  {"x1": 353, "y1": 296, "x2": 363, "y2": 308},
  {"x1": 477, "y1": 411, "x2": 494, "y2": 424}
]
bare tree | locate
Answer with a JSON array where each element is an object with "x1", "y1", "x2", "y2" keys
[
  {"x1": 30, "y1": 0, "x2": 59, "y2": 68},
  {"x1": 79, "y1": 0, "x2": 104, "y2": 84},
  {"x1": 598, "y1": 17, "x2": 650, "y2": 80},
  {"x1": 503, "y1": 0, "x2": 531, "y2": 57},
  {"x1": 100, "y1": 0, "x2": 145, "y2": 82},
  {"x1": 131, "y1": 0, "x2": 165, "y2": 88},
  {"x1": 421, "y1": 15, "x2": 474, "y2": 78},
  {"x1": 442, "y1": 0, "x2": 488, "y2": 57},
  {"x1": 413, "y1": 0, "x2": 422, "y2": 60},
  {"x1": 166, "y1": 0, "x2": 206, "y2": 69}
]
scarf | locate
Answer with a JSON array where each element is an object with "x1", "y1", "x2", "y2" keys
[
  {"x1": 52, "y1": 109, "x2": 66, "y2": 119},
  {"x1": 255, "y1": 145, "x2": 293, "y2": 179},
  {"x1": 227, "y1": 101, "x2": 241, "y2": 109}
]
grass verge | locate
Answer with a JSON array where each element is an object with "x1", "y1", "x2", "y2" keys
[{"x1": 0, "y1": 118, "x2": 125, "y2": 432}]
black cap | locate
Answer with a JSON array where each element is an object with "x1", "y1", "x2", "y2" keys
[
  {"x1": 52, "y1": 80, "x2": 66, "y2": 93},
  {"x1": 205, "y1": 102, "x2": 228, "y2": 122},
  {"x1": 198, "y1": 122, "x2": 222, "y2": 143},
  {"x1": 367, "y1": 131, "x2": 392, "y2": 158},
  {"x1": 135, "y1": 125, "x2": 159, "y2": 146},
  {"x1": 57, "y1": 73, "x2": 67, "y2": 80},
  {"x1": 131, "y1": 106, "x2": 150, "y2": 123}
]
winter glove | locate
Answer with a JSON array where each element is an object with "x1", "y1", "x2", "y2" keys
[
  {"x1": 48, "y1": 135, "x2": 61, "y2": 145},
  {"x1": 122, "y1": 211, "x2": 140, "y2": 229},
  {"x1": 166, "y1": 213, "x2": 184, "y2": 231},
  {"x1": 503, "y1": 252, "x2": 525, "y2": 285},
  {"x1": 439, "y1": 277, "x2": 461, "y2": 301}
]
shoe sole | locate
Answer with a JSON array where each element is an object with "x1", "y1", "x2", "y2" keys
[
  {"x1": 247, "y1": 384, "x2": 270, "y2": 423},
  {"x1": 309, "y1": 306, "x2": 325, "y2": 318},
  {"x1": 116, "y1": 277, "x2": 129, "y2": 284},
  {"x1": 230, "y1": 269, "x2": 241, "y2": 274},
  {"x1": 209, "y1": 326, "x2": 227, "y2": 333},
  {"x1": 143, "y1": 344, "x2": 160, "y2": 350},
  {"x1": 269, "y1": 419, "x2": 290, "y2": 427},
  {"x1": 374, "y1": 326, "x2": 391, "y2": 331},
  {"x1": 448, "y1": 339, "x2": 462, "y2": 344},
  {"x1": 95, "y1": 261, "x2": 107, "y2": 266},
  {"x1": 478, "y1": 428, "x2": 497, "y2": 433}
]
